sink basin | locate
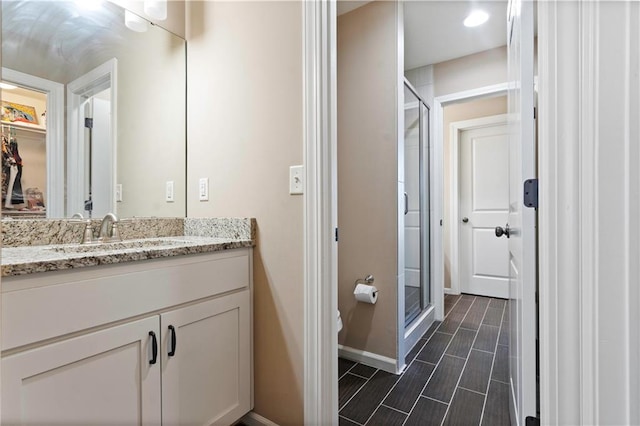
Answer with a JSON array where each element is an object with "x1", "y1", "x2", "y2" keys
[{"x1": 49, "y1": 239, "x2": 186, "y2": 254}]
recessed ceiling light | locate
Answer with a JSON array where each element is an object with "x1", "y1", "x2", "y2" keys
[
  {"x1": 464, "y1": 10, "x2": 489, "y2": 27},
  {"x1": 0, "y1": 83, "x2": 17, "y2": 90}
]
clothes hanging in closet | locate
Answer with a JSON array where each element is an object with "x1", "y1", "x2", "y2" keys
[{"x1": 2, "y1": 133, "x2": 25, "y2": 206}]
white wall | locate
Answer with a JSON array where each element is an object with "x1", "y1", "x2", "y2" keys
[{"x1": 186, "y1": 2, "x2": 304, "y2": 424}]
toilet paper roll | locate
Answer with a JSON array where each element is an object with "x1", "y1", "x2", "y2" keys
[{"x1": 354, "y1": 283, "x2": 378, "y2": 304}]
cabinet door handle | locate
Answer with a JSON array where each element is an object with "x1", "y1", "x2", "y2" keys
[
  {"x1": 168, "y1": 325, "x2": 177, "y2": 357},
  {"x1": 149, "y1": 331, "x2": 158, "y2": 365}
]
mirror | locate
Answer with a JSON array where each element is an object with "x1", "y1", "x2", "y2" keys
[{"x1": 1, "y1": 1, "x2": 186, "y2": 219}]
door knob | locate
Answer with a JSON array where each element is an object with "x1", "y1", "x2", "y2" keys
[
  {"x1": 495, "y1": 224, "x2": 510, "y2": 238},
  {"x1": 462, "y1": 217, "x2": 469, "y2": 223}
]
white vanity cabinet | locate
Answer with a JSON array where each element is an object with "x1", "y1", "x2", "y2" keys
[{"x1": 1, "y1": 248, "x2": 253, "y2": 426}]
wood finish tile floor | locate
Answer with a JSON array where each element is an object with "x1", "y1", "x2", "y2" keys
[{"x1": 338, "y1": 294, "x2": 511, "y2": 426}]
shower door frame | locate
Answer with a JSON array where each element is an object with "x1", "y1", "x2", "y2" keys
[{"x1": 401, "y1": 78, "x2": 435, "y2": 360}]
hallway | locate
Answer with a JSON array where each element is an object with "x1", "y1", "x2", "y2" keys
[{"x1": 338, "y1": 294, "x2": 510, "y2": 426}]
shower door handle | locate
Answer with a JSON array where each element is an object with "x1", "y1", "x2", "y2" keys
[{"x1": 404, "y1": 192, "x2": 408, "y2": 215}]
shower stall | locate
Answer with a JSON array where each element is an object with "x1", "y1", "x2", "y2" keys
[{"x1": 403, "y1": 79, "x2": 431, "y2": 327}]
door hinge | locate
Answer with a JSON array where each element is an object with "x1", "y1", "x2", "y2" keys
[
  {"x1": 335, "y1": 227, "x2": 338, "y2": 242},
  {"x1": 526, "y1": 416, "x2": 540, "y2": 426},
  {"x1": 84, "y1": 118, "x2": 94, "y2": 129},
  {"x1": 524, "y1": 178, "x2": 538, "y2": 209}
]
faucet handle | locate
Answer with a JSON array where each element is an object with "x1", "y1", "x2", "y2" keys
[
  {"x1": 69, "y1": 219, "x2": 95, "y2": 244},
  {"x1": 110, "y1": 222, "x2": 122, "y2": 242}
]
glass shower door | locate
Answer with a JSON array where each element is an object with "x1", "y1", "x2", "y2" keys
[{"x1": 404, "y1": 82, "x2": 430, "y2": 326}]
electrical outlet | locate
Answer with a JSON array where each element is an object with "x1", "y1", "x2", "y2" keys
[
  {"x1": 166, "y1": 181, "x2": 174, "y2": 202},
  {"x1": 199, "y1": 178, "x2": 209, "y2": 201},
  {"x1": 115, "y1": 184, "x2": 123, "y2": 202},
  {"x1": 289, "y1": 165, "x2": 304, "y2": 195}
]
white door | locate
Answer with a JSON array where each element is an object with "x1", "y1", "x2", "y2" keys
[
  {"x1": 89, "y1": 91, "x2": 113, "y2": 217},
  {"x1": 458, "y1": 116, "x2": 510, "y2": 298},
  {"x1": 507, "y1": 0, "x2": 537, "y2": 424},
  {"x1": 1, "y1": 316, "x2": 161, "y2": 425},
  {"x1": 161, "y1": 290, "x2": 251, "y2": 426}
]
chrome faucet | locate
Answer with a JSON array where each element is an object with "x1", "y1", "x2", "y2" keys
[{"x1": 98, "y1": 212, "x2": 121, "y2": 242}]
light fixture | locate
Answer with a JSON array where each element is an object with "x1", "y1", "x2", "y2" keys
[
  {"x1": 144, "y1": 0, "x2": 167, "y2": 21},
  {"x1": 464, "y1": 10, "x2": 489, "y2": 28},
  {"x1": 0, "y1": 82, "x2": 17, "y2": 90},
  {"x1": 125, "y1": 9, "x2": 148, "y2": 33}
]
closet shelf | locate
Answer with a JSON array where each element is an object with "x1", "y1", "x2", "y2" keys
[{"x1": 1, "y1": 120, "x2": 46, "y2": 135}]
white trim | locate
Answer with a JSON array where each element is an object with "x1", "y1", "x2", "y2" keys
[
  {"x1": 449, "y1": 114, "x2": 509, "y2": 296},
  {"x1": 404, "y1": 305, "x2": 435, "y2": 359},
  {"x1": 432, "y1": 82, "x2": 508, "y2": 318},
  {"x1": 67, "y1": 58, "x2": 117, "y2": 217},
  {"x1": 239, "y1": 411, "x2": 279, "y2": 426},
  {"x1": 443, "y1": 288, "x2": 458, "y2": 295},
  {"x1": 303, "y1": 1, "x2": 338, "y2": 425},
  {"x1": 338, "y1": 345, "x2": 399, "y2": 374},
  {"x1": 2, "y1": 68, "x2": 64, "y2": 218}
]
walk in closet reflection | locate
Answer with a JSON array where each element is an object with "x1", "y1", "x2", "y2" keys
[{"x1": 1, "y1": 86, "x2": 47, "y2": 217}]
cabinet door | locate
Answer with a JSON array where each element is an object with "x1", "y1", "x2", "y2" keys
[
  {"x1": 2, "y1": 316, "x2": 161, "y2": 425},
  {"x1": 161, "y1": 290, "x2": 251, "y2": 426}
]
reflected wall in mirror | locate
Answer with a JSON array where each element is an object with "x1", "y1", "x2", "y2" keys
[{"x1": 2, "y1": 1, "x2": 186, "y2": 219}]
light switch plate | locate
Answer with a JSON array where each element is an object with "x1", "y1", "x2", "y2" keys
[
  {"x1": 199, "y1": 178, "x2": 209, "y2": 201},
  {"x1": 166, "y1": 181, "x2": 174, "y2": 202},
  {"x1": 115, "y1": 184, "x2": 122, "y2": 202},
  {"x1": 289, "y1": 165, "x2": 304, "y2": 195}
]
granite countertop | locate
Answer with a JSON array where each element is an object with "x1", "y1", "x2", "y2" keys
[
  {"x1": 2, "y1": 236, "x2": 254, "y2": 277},
  {"x1": 1, "y1": 217, "x2": 257, "y2": 277}
]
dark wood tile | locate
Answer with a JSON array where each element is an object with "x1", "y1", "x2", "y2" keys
[
  {"x1": 458, "y1": 350, "x2": 494, "y2": 393},
  {"x1": 445, "y1": 294, "x2": 461, "y2": 316},
  {"x1": 422, "y1": 321, "x2": 441, "y2": 340},
  {"x1": 366, "y1": 405, "x2": 407, "y2": 426},
  {"x1": 416, "y1": 332, "x2": 453, "y2": 364},
  {"x1": 404, "y1": 397, "x2": 448, "y2": 426},
  {"x1": 443, "y1": 388, "x2": 485, "y2": 426},
  {"x1": 422, "y1": 355, "x2": 465, "y2": 403},
  {"x1": 489, "y1": 297, "x2": 506, "y2": 309},
  {"x1": 473, "y1": 324, "x2": 500, "y2": 352},
  {"x1": 339, "y1": 358, "x2": 356, "y2": 377},
  {"x1": 405, "y1": 340, "x2": 426, "y2": 365},
  {"x1": 483, "y1": 307, "x2": 504, "y2": 327},
  {"x1": 482, "y1": 380, "x2": 511, "y2": 426},
  {"x1": 492, "y1": 344, "x2": 509, "y2": 383},
  {"x1": 445, "y1": 328, "x2": 476, "y2": 358},
  {"x1": 339, "y1": 416, "x2": 360, "y2": 426},
  {"x1": 460, "y1": 305, "x2": 486, "y2": 331},
  {"x1": 339, "y1": 373, "x2": 367, "y2": 409},
  {"x1": 498, "y1": 324, "x2": 509, "y2": 346},
  {"x1": 452, "y1": 297, "x2": 474, "y2": 313},
  {"x1": 438, "y1": 311, "x2": 465, "y2": 334},
  {"x1": 383, "y1": 360, "x2": 435, "y2": 413},
  {"x1": 350, "y1": 363, "x2": 377, "y2": 378},
  {"x1": 473, "y1": 296, "x2": 491, "y2": 309},
  {"x1": 340, "y1": 370, "x2": 400, "y2": 424}
]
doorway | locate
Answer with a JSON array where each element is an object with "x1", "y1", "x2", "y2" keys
[{"x1": 451, "y1": 114, "x2": 510, "y2": 298}]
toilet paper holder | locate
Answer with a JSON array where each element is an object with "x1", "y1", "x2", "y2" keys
[{"x1": 354, "y1": 275, "x2": 375, "y2": 287}]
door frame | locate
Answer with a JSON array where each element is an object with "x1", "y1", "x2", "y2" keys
[
  {"x1": 450, "y1": 114, "x2": 509, "y2": 296},
  {"x1": 433, "y1": 83, "x2": 508, "y2": 302},
  {"x1": 1, "y1": 68, "x2": 65, "y2": 218},
  {"x1": 67, "y1": 58, "x2": 117, "y2": 217}
]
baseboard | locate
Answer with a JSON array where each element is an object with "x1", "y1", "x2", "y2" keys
[
  {"x1": 338, "y1": 344, "x2": 399, "y2": 374},
  {"x1": 444, "y1": 288, "x2": 459, "y2": 295},
  {"x1": 239, "y1": 411, "x2": 280, "y2": 426}
]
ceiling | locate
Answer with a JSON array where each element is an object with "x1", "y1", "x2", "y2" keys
[{"x1": 338, "y1": 1, "x2": 508, "y2": 71}]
